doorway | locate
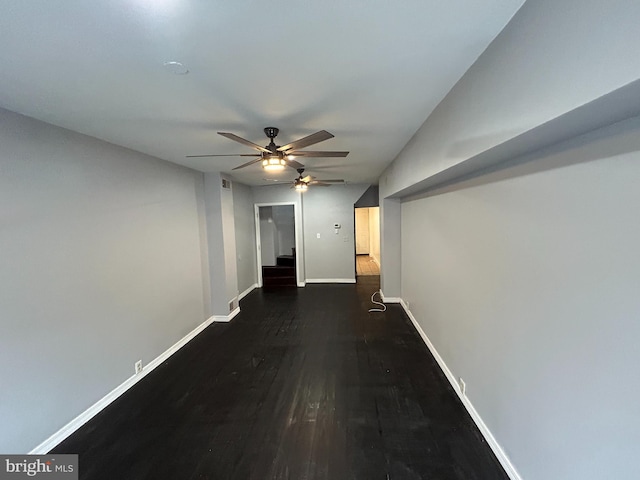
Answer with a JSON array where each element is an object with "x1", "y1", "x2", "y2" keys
[
  {"x1": 354, "y1": 206, "x2": 380, "y2": 276},
  {"x1": 255, "y1": 203, "x2": 300, "y2": 287}
]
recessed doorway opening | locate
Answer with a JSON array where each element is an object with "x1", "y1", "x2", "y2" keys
[
  {"x1": 255, "y1": 203, "x2": 300, "y2": 288},
  {"x1": 354, "y1": 206, "x2": 380, "y2": 276}
]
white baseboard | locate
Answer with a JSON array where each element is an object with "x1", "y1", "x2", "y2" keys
[
  {"x1": 239, "y1": 284, "x2": 258, "y2": 300},
  {"x1": 305, "y1": 278, "x2": 356, "y2": 284},
  {"x1": 29, "y1": 309, "x2": 240, "y2": 454},
  {"x1": 399, "y1": 300, "x2": 522, "y2": 480},
  {"x1": 212, "y1": 307, "x2": 240, "y2": 323},
  {"x1": 380, "y1": 290, "x2": 401, "y2": 303},
  {"x1": 297, "y1": 281, "x2": 306, "y2": 287}
]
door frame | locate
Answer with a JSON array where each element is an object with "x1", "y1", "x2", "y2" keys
[
  {"x1": 254, "y1": 202, "x2": 303, "y2": 287},
  {"x1": 353, "y1": 206, "x2": 381, "y2": 278}
]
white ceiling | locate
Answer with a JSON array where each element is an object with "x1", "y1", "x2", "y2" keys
[{"x1": 0, "y1": 0, "x2": 525, "y2": 186}]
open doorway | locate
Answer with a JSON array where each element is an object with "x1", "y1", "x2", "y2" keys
[
  {"x1": 255, "y1": 203, "x2": 299, "y2": 288},
  {"x1": 354, "y1": 206, "x2": 380, "y2": 276}
]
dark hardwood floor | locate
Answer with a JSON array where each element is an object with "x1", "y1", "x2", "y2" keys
[{"x1": 53, "y1": 277, "x2": 508, "y2": 480}]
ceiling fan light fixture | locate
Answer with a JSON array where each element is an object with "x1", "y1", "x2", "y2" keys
[
  {"x1": 262, "y1": 157, "x2": 286, "y2": 171},
  {"x1": 200, "y1": 127, "x2": 349, "y2": 172},
  {"x1": 294, "y1": 182, "x2": 308, "y2": 192}
]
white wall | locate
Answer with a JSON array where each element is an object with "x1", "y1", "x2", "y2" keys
[
  {"x1": 355, "y1": 208, "x2": 370, "y2": 254},
  {"x1": 368, "y1": 207, "x2": 380, "y2": 266},
  {"x1": 355, "y1": 207, "x2": 380, "y2": 262},
  {"x1": 0, "y1": 108, "x2": 208, "y2": 453},
  {"x1": 233, "y1": 181, "x2": 257, "y2": 294},
  {"x1": 401, "y1": 117, "x2": 640, "y2": 480}
]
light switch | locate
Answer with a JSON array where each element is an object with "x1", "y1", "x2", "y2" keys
[{"x1": 317, "y1": 233, "x2": 321, "y2": 239}]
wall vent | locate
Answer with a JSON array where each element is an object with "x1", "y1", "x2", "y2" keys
[{"x1": 222, "y1": 178, "x2": 232, "y2": 189}]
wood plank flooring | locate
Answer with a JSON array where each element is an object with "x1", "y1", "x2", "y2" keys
[
  {"x1": 52, "y1": 277, "x2": 507, "y2": 480},
  {"x1": 356, "y1": 255, "x2": 380, "y2": 276}
]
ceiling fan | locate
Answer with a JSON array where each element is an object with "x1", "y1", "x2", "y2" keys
[
  {"x1": 186, "y1": 127, "x2": 349, "y2": 171},
  {"x1": 264, "y1": 168, "x2": 345, "y2": 191}
]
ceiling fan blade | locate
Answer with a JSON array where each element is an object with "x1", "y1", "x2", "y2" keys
[
  {"x1": 315, "y1": 179, "x2": 345, "y2": 183},
  {"x1": 286, "y1": 150, "x2": 349, "y2": 157},
  {"x1": 310, "y1": 182, "x2": 331, "y2": 187},
  {"x1": 185, "y1": 153, "x2": 260, "y2": 158},
  {"x1": 232, "y1": 158, "x2": 263, "y2": 170},
  {"x1": 277, "y1": 131, "x2": 334, "y2": 152},
  {"x1": 301, "y1": 175, "x2": 313, "y2": 183},
  {"x1": 218, "y1": 132, "x2": 272, "y2": 154},
  {"x1": 286, "y1": 159, "x2": 305, "y2": 169},
  {"x1": 260, "y1": 182, "x2": 291, "y2": 188}
]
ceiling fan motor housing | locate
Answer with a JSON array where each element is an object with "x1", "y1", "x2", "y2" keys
[{"x1": 264, "y1": 127, "x2": 279, "y2": 139}]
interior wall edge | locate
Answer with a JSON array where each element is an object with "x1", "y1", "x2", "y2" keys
[
  {"x1": 399, "y1": 112, "x2": 640, "y2": 203},
  {"x1": 379, "y1": 291, "x2": 401, "y2": 303},
  {"x1": 212, "y1": 307, "x2": 241, "y2": 323}
]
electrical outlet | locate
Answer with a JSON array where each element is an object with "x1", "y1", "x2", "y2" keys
[
  {"x1": 135, "y1": 360, "x2": 143, "y2": 375},
  {"x1": 458, "y1": 377, "x2": 466, "y2": 396}
]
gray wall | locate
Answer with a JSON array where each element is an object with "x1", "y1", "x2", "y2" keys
[
  {"x1": 377, "y1": 1, "x2": 640, "y2": 477},
  {"x1": 259, "y1": 206, "x2": 278, "y2": 266},
  {"x1": 0, "y1": 108, "x2": 208, "y2": 453},
  {"x1": 380, "y1": 0, "x2": 640, "y2": 198},
  {"x1": 273, "y1": 205, "x2": 295, "y2": 256},
  {"x1": 302, "y1": 184, "x2": 369, "y2": 281},
  {"x1": 232, "y1": 182, "x2": 257, "y2": 294},
  {"x1": 354, "y1": 185, "x2": 379, "y2": 208},
  {"x1": 380, "y1": 198, "x2": 401, "y2": 298},
  {"x1": 203, "y1": 173, "x2": 238, "y2": 314},
  {"x1": 258, "y1": 205, "x2": 295, "y2": 266},
  {"x1": 252, "y1": 184, "x2": 369, "y2": 283},
  {"x1": 401, "y1": 117, "x2": 640, "y2": 480},
  {"x1": 368, "y1": 207, "x2": 380, "y2": 266}
]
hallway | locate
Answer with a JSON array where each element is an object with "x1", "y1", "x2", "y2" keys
[
  {"x1": 356, "y1": 254, "x2": 380, "y2": 276},
  {"x1": 53, "y1": 278, "x2": 507, "y2": 479}
]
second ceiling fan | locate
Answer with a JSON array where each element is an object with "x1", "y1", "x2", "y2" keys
[
  {"x1": 186, "y1": 127, "x2": 349, "y2": 171},
  {"x1": 264, "y1": 168, "x2": 345, "y2": 191}
]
